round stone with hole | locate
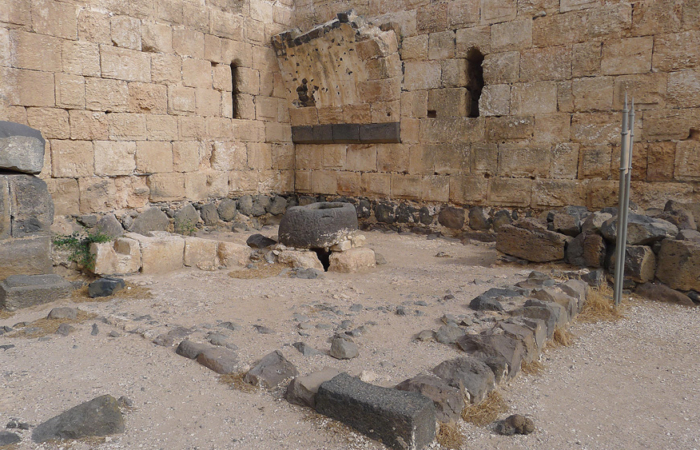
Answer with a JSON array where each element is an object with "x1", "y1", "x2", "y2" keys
[{"x1": 278, "y1": 202, "x2": 358, "y2": 249}]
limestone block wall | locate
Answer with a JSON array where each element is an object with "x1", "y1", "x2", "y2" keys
[
  {"x1": 287, "y1": 0, "x2": 700, "y2": 210},
  {"x1": 0, "y1": 0, "x2": 296, "y2": 217}
]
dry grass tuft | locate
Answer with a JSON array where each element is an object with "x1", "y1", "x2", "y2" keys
[
  {"x1": 71, "y1": 283, "x2": 153, "y2": 303},
  {"x1": 44, "y1": 436, "x2": 106, "y2": 449},
  {"x1": 436, "y1": 421, "x2": 464, "y2": 449},
  {"x1": 577, "y1": 283, "x2": 625, "y2": 323},
  {"x1": 302, "y1": 410, "x2": 359, "y2": 443},
  {"x1": 6, "y1": 310, "x2": 97, "y2": 339},
  {"x1": 461, "y1": 390, "x2": 508, "y2": 427},
  {"x1": 219, "y1": 372, "x2": 258, "y2": 393},
  {"x1": 521, "y1": 359, "x2": 545, "y2": 376},
  {"x1": 552, "y1": 326, "x2": 575, "y2": 347},
  {"x1": 0, "y1": 309, "x2": 14, "y2": 320},
  {"x1": 228, "y1": 264, "x2": 286, "y2": 279}
]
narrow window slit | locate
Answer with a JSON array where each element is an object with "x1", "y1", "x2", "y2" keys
[
  {"x1": 466, "y1": 49, "x2": 485, "y2": 118},
  {"x1": 230, "y1": 62, "x2": 240, "y2": 119}
]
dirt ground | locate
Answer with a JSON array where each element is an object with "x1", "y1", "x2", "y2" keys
[{"x1": 1, "y1": 229, "x2": 699, "y2": 450}]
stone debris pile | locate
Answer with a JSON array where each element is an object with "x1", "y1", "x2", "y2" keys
[{"x1": 496, "y1": 203, "x2": 700, "y2": 308}]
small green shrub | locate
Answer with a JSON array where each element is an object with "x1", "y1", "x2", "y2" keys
[
  {"x1": 175, "y1": 219, "x2": 197, "y2": 236},
  {"x1": 53, "y1": 231, "x2": 113, "y2": 271}
]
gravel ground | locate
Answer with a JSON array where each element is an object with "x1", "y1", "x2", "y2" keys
[{"x1": 1, "y1": 229, "x2": 699, "y2": 450}]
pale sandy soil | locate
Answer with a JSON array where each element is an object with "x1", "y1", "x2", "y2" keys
[{"x1": 1, "y1": 229, "x2": 699, "y2": 450}]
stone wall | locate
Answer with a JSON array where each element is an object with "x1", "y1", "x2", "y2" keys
[
  {"x1": 0, "y1": 0, "x2": 296, "y2": 217},
  {"x1": 284, "y1": 0, "x2": 700, "y2": 210}
]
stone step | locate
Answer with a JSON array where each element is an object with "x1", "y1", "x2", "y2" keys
[{"x1": 0, "y1": 274, "x2": 72, "y2": 311}]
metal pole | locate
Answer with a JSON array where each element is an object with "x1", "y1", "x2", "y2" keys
[
  {"x1": 613, "y1": 94, "x2": 629, "y2": 307},
  {"x1": 616, "y1": 99, "x2": 635, "y2": 306}
]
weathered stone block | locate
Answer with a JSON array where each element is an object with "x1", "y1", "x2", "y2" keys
[
  {"x1": 7, "y1": 68, "x2": 55, "y2": 107},
  {"x1": 572, "y1": 77, "x2": 614, "y2": 111},
  {"x1": 652, "y1": 31, "x2": 700, "y2": 72},
  {"x1": 184, "y1": 237, "x2": 218, "y2": 270},
  {"x1": 491, "y1": 19, "x2": 532, "y2": 52},
  {"x1": 245, "y1": 350, "x2": 298, "y2": 388},
  {"x1": 483, "y1": 51, "x2": 520, "y2": 84},
  {"x1": 608, "y1": 245, "x2": 656, "y2": 283},
  {"x1": 31, "y1": 395, "x2": 124, "y2": 443},
  {"x1": 6, "y1": 175, "x2": 53, "y2": 238},
  {"x1": 94, "y1": 141, "x2": 136, "y2": 176},
  {"x1": 147, "y1": 173, "x2": 186, "y2": 202},
  {"x1": 403, "y1": 61, "x2": 442, "y2": 91},
  {"x1": 498, "y1": 144, "x2": 551, "y2": 178},
  {"x1": 328, "y1": 248, "x2": 376, "y2": 273},
  {"x1": 291, "y1": 126, "x2": 313, "y2": 144},
  {"x1": 456, "y1": 333, "x2": 524, "y2": 379},
  {"x1": 0, "y1": 122, "x2": 45, "y2": 174},
  {"x1": 129, "y1": 233, "x2": 185, "y2": 275},
  {"x1": 197, "y1": 347, "x2": 239, "y2": 374},
  {"x1": 519, "y1": 46, "x2": 571, "y2": 82},
  {"x1": 142, "y1": 22, "x2": 172, "y2": 53},
  {"x1": 601, "y1": 37, "x2": 653, "y2": 75},
  {"x1": 359, "y1": 123, "x2": 400, "y2": 143},
  {"x1": 486, "y1": 116, "x2": 534, "y2": 141},
  {"x1": 395, "y1": 374, "x2": 464, "y2": 423},
  {"x1": 330, "y1": 124, "x2": 359, "y2": 143},
  {"x1": 100, "y1": 46, "x2": 151, "y2": 82},
  {"x1": 286, "y1": 368, "x2": 341, "y2": 408},
  {"x1": 656, "y1": 239, "x2": 700, "y2": 291},
  {"x1": 217, "y1": 242, "x2": 251, "y2": 267},
  {"x1": 496, "y1": 219, "x2": 568, "y2": 262},
  {"x1": 636, "y1": 282, "x2": 695, "y2": 307},
  {"x1": 572, "y1": 41, "x2": 602, "y2": 77},
  {"x1": 0, "y1": 274, "x2": 71, "y2": 311},
  {"x1": 316, "y1": 373, "x2": 436, "y2": 450},
  {"x1": 600, "y1": 213, "x2": 678, "y2": 245},
  {"x1": 278, "y1": 250, "x2": 323, "y2": 270},
  {"x1": 432, "y1": 357, "x2": 495, "y2": 404}
]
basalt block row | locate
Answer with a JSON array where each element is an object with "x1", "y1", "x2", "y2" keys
[{"x1": 292, "y1": 123, "x2": 400, "y2": 144}]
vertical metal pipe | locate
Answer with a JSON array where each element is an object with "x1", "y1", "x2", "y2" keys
[
  {"x1": 613, "y1": 94, "x2": 629, "y2": 306},
  {"x1": 616, "y1": 99, "x2": 635, "y2": 306}
]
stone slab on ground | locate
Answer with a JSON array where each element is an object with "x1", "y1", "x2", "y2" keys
[
  {"x1": 244, "y1": 350, "x2": 298, "y2": 388},
  {"x1": 196, "y1": 347, "x2": 240, "y2": 374},
  {"x1": 328, "y1": 247, "x2": 376, "y2": 273},
  {"x1": 32, "y1": 395, "x2": 124, "y2": 443},
  {"x1": 217, "y1": 241, "x2": 252, "y2": 267},
  {"x1": 456, "y1": 333, "x2": 524, "y2": 379},
  {"x1": 395, "y1": 374, "x2": 464, "y2": 423},
  {"x1": 0, "y1": 121, "x2": 45, "y2": 174},
  {"x1": 126, "y1": 232, "x2": 184, "y2": 274},
  {"x1": 88, "y1": 277, "x2": 125, "y2": 298},
  {"x1": 0, "y1": 235, "x2": 53, "y2": 279},
  {"x1": 316, "y1": 373, "x2": 436, "y2": 450},
  {"x1": 0, "y1": 274, "x2": 72, "y2": 311},
  {"x1": 278, "y1": 249, "x2": 324, "y2": 270},
  {"x1": 184, "y1": 237, "x2": 218, "y2": 270},
  {"x1": 496, "y1": 219, "x2": 569, "y2": 262},
  {"x1": 286, "y1": 368, "x2": 341, "y2": 408},
  {"x1": 635, "y1": 283, "x2": 696, "y2": 307},
  {"x1": 432, "y1": 357, "x2": 496, "y2": 404}
]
